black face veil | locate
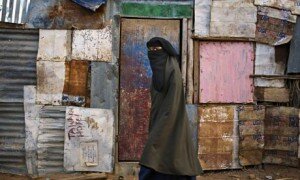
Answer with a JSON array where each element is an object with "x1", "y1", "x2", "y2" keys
[{"x1": 147, "y1": 37, "x2": 179, "y2": 92}]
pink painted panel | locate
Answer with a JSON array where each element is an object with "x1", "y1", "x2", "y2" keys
[{"x1": 199, "y1": 42, "x2": 254, "y2": 103}]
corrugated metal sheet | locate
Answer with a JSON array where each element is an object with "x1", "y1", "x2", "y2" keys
[
  {"x1": 238, "y1": 105, "x2": 265, "y2": 166},
  {"x1": 26, "y1": 0, "x2": 114, "y2": 29},
  {"x1": 254, "y1": 0, "x2": 300, "y2": 15},
  {"x1": 256, "y1": 6, "x2": 295, "y2": 46},
  {"x1": 64, "y1": 107, "x2": 114, "y2": 172},
  {"x1": 198, "y1": 106, "x2": 240, "y2": 170},
  {"x1": 199, "y1": 42, "x2": 254, "y2": 103},
  {"x1": 0, "y1": 102, "x2": 27, "y2": 174},
  {"x1": 119, "y1": 18, "x2": 180, "y2": 161},
  {"x1": 72, "y1": 26, "x2": 112, "y2": 62},
  {"x1": 0, "y1": 0, "x2": 31, "y2": 24},
  {"x1": 37, "y1": 106, "x2": 66, "y2": 176},
  {"x1": 255, "y1": 43, "x2": 285, "y2": 87},
  {"x1": 72, "y1": 0, "x2": 106, "y2": 11},
  {"x1": 0, "y1": 28, "x2": 38, "y2": 175},
  {"x1": 194, "y1": 0, "x2": 211, "y2": 37},
  {"x1": 263, "y1": 107, "x2": 299, "y2": 167},
  {"x1": 210, "y1": 1, "x2": 257, "y2": 38},
  {"x1": 0, "y1": 28, "x2": 38, "y2": 103}
]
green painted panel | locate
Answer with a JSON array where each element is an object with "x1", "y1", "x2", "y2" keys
[{"x1": 121, "y1": 2, "x2": 192, "y2": 18}]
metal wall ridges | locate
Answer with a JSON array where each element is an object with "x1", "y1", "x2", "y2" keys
[
  {"x1": 37, "y1": 106, "x2": 66, "y2": 176},
  {"x1": 0, "y1": 102, "x2": 26, "y2": 174},
  {"x1": 0, "y1": 28, "x2": 38, "y2": 175},
  {"x1": 0, "y1": 28, "x2": 39, "y2": 102},
  {"x1": 0, "y1": 0, "x2": 31, "y2": 24}
]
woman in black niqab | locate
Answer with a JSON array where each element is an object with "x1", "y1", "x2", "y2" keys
[{"x1": 139, "y1": 37, "x2": 203, "y2": 180}]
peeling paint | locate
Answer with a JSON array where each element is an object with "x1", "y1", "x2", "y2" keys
[
  {"x1": 254, "y1": 0, "x2": 300, "y2": 15},
  {"x1": 72, "y1": 26, "x2": 112, "y2": 61}
]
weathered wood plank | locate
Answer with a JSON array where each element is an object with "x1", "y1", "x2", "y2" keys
[
  {"x1": 193, "y1": 41, "x2": 199, "y2": 104},
  {"x1": 186, "y1": 19, "x2": 193, "y2": 104},
  {"x1": 254, "y1": 87, "x2": 290, "y2": 102},
  {"x1": 181, "y1": 18, "x2": 188, "y2": 95},
  {"x1": 64, "y1": 107, "x2": 114, "y2": 172},
  {"x1": 120, "y1": 2, "x2": 193, "y2": 18}
]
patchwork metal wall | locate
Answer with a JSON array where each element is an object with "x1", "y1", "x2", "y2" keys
[
  {"x1": 119, "y1": 18, "x2": 180, "y2": 161},
  {"x1": 0, "y1": 29, "x2": 38, "y2": 174}
]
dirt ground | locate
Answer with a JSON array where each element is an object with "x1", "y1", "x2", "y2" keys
[{"x1": 0, "y1": 165, "x2": 299, "y2": 180}]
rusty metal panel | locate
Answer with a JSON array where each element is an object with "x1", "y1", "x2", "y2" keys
[
  {"x1": 199, "y1": 42, "x2": 254, "y2": 103},
  {"x1": 72, "y1": 27, "x2": 112, "y2": 61},
  {"x1": 255, "y1": 43, "x2": 285, "y2": 88},
  {"x1": 37, "y1": 30, "x2": 71, "y2": 61},
  {"x1": 254, "y1": 87, "x2": 290, "y2": 102},
  {"x1": 198, "y1": 106, "x2": 240, "y2": 170},
  {"x1": 0, "y1": 0, "x2": 31, "y2": 24},
  {"x1": 24, "y1": 86, "x2": 41, "y2": 176},
  {"x1": 0, "y1": 28, "x2": 38, "y2": 103},
  {"x1": 194, "y1": 0, "x2": 211, "y2": 37},
  {"x1": 37, "y1": 106, "x2": 66, "y2": 175},
  {"x1": 256, "y1": 7, "x2": 296, "y2": 46},
  {"x1": 238, "y1": 105, "x2": 265, "y2": 166},
  {"x1": 64, "y1": 107, "x2": 114, "y2": 172},
  {"x1": 263, "y1": 107, "x2": 299, "y2": 167},
  {"x1": 0, "y1": 102, "x2": 26, "y2": 174},
  {"x1": 36, "y1": 61, "x2": 65, "y2": 106},
  {"x1": 119, "y1": 18, "x2": 180, "y2": 161},
  {"x1": 25, "y1": 0, "x2": 114, "y2": 29},
  {"x1": 254, "y1": 0, "x2": 300, "y2": 15},
  {"x1": 210, "y1": 1, "x2": 257, "y2": 38},
  {"x1": 63, "y1": 60, "x2": 91, "y2": 107}
]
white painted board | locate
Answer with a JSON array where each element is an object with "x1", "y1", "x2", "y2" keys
[
  {"x1": 64, "y1": 107, "x2": 114, "y2": 172},
  {"x1": 72, "y1": 26, "x2": 112, "y2": 61},
  {"x1": 37, "y1": 30, "x2": 71, "y2": 61}
]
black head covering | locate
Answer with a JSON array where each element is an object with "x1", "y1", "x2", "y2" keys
[{"x1": 147, "y1": 37, "x2": 179, "y2": 92}]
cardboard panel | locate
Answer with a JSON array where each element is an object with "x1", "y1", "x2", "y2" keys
[
  {"x1": 37, "y1": 30, "x2": 71, "y2": 61},
  {"x1": 63, "y1": 60, "x2": 91, "y2": 107},
  {"x1": 255, "y1": 43, "x2": 285, "y2": 88},
  {"x1": 238, "y1": 105, "x2": 265, "y2": 166},
  {"x1": 72, "y1": 26, "x2": 112, "y2": 61},
  {"x1": 263, "y1": 107, "x2": 299, "y2": 167},
  {"x1": 36, "y1": 61, "x2": 65, "y2": 105},
  {"x1": 256, "y1": 7, "x2": 296, "y2": 46},
  {"x1": 254, "y1": 0, "x2": 300, "y2": 15},
  {"x1": 210, "y1": 1, "x2": 257, "y2": 38},
  {"x1": 199, "y1": 42, "x2": 254, "y2": 103},
  {"x1": 64, "y1": 107, "x2": 114, "y2": 172}
]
